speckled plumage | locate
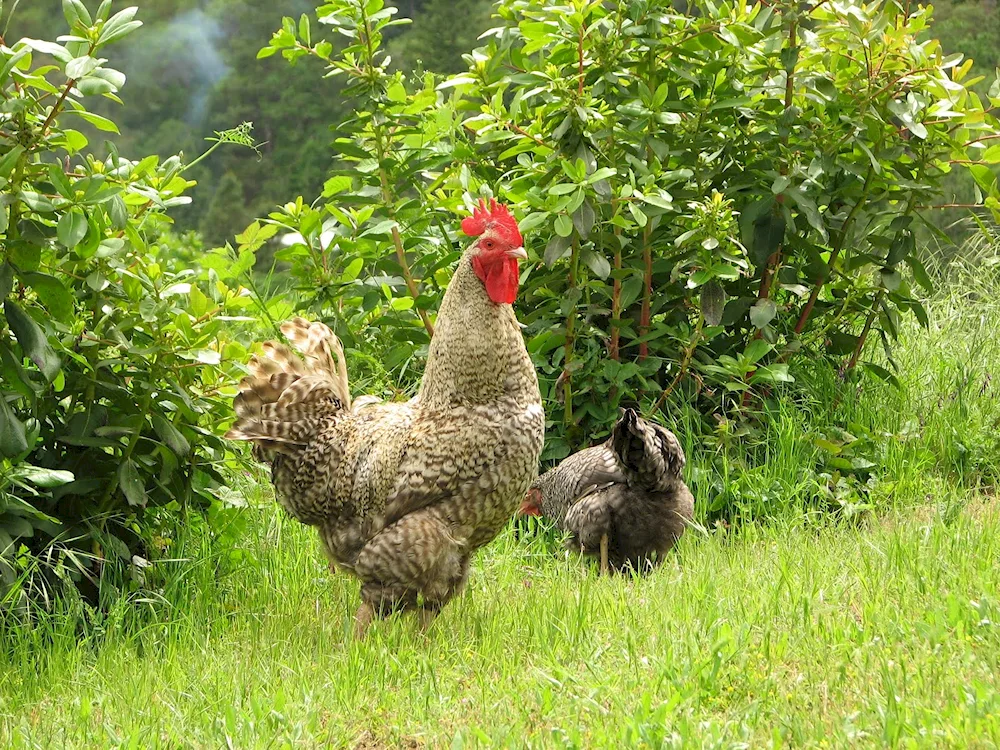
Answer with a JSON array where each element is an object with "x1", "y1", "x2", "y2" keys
[
  {"x1": 527, "y1": 409, "x2": 694, "y2": 574},
  {"x1": 226, "y1": 219, "x2": 543, "y2": 634}
]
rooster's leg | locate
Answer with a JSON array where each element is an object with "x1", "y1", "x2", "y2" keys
[
  {"x1": 416, "y1": 607, "x2": 438, "y2": 633},
  {"x1": 353, "y1": 602, "x2": 374, "y2": 640},
  {"x1": 599, "y1": 534, "x2": 609, "y2": 576}
]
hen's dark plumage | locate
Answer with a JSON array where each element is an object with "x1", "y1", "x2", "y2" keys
[{"x1": 522, "y1": 409, "x2": 694, "y2": 573}]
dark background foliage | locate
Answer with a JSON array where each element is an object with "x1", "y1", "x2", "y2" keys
[{"x1": 12, "y1": 0, "x2": 997, "y2": 245}]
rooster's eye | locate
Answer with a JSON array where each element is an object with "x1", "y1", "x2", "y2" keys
[{"x1": 483, "y1": 239, "x2": 495, "y2": 249}]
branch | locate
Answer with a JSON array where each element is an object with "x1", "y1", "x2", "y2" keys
[
  {"x1": 842, "y1": 290, "x2": 882, "y2": 378},
  {"x1": 609, "y1": 198, "x2": 622, "y2": 363},
  {"x1": 789, "y1": 164, "x2": 875, "y2": 341},
  {"x1": 651, "y1": 314, "x2": 704, "y2": 414},
  {"x1": 563, "y1": 237, "x2": 580, "y2": 432},
  {"x1": 39, "y1": 77, "x2": 76, "y2": 135},
  {"x1": 390, "y1": 224, "x2": 434, "y2": 338}
]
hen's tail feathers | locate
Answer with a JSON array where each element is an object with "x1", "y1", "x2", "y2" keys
[
  {"x1": 611, "y1": 408, "x2": 685, "y2": 492},
  {"x1": 224, "y1": 318, "x2": 353, "y2": 454}
]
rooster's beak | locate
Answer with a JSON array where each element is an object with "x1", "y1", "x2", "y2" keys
[{"x1": 506, "y1": 246, "x2": 527, "y2": 261}]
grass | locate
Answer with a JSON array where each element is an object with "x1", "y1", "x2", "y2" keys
[
  {"x1": 2, "y1": 505, "x2": 999, "y2": 747},
  {"x1": 3, "y1": 256, "x2": 1000, "y2": 748}
]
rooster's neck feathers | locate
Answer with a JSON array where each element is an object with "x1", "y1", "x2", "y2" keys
[{"x1": 418, "y1": 252, "x2": 537, "y2": 408}]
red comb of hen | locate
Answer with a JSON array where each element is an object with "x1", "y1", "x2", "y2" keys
[{"x1": 461, "y1": 198, "x2": 523, "y2": 247}]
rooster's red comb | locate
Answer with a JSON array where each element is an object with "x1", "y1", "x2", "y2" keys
[{"x1": 461, "y1": 198, "x2": 523, "y2": 247}]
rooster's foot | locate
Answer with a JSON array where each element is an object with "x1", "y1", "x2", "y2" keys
[
  {"x1": 416, "y1": 607, "x2": 439, "y2": 633},
  {"x1": 600, "y1": 534, "x2": 609, "y2": 576},
  {"x1": 353, "y1": 602, "x2": 374, "y2": 640}
]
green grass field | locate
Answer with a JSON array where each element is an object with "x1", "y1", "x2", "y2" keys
[
  {"x1": 2, "y1": 504, "x2": 999, "y2": 747},
  {"x1": 3, "y1": 257, "x2": 1000, "y2": 748}
]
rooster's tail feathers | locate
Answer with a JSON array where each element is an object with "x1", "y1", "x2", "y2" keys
[
  {"x1": 278, "y1": 318, "x2": 352, "y2": 408},
  {"x1": 224, "y1": 318, "x2": 352, "y2": 451}
]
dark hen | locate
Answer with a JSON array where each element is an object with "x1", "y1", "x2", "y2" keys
[{"x1": 521, "y1": 409, "x2": 694, "y2": 574}]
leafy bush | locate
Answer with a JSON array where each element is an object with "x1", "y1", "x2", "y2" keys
[
  {"x1": 257, "y1": 0, "x2": 1000, "y2": 468},
  {"x1": 0, "y1": 3, "x2": 251, "y2": 606}
]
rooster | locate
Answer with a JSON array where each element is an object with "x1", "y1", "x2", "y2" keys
[
  {"x1": 519, "y1": 409, "x2": 693, "y2": 574},
  {"x1": 226, "y1": 200, "x2": 544, "y2": 636}
]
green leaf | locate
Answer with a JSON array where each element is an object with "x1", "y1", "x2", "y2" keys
[
  {"x1": 342, "y1": 257, "x2": 364, "y2": 281},
  {"x1": 118, "y1": 460, "x2": 146, "y2": 507},
  {"x1": 89, "y1": 66, "x2": 126, "y2": 89},
  {"x1": 518, "y1": 212, "x2": 550, "y2": 234},
  {"x1": 700, "y1": 281, "x2": 725, "y2": 326},
  {"x1": 97, "y1": 7, "x2": 142, "y2": 46},
  {"x1": 390, "y1": 297, "x2": 414, "y2": 311},
  {"x1": 687, "y1": 270, "x2": 712, "y2": 288},
  {"x1": 582, "y1": 249, "x2": 610, "y2": 279},
  {"x1": 68, "y1": 110, "x2": 120, "y2": 133},
  {"x1": 20, "y1": 273, "x2": 74, "y2": 322},
  {"x1": 4, "y1": 299, "x2": 60, "y2": 381},
  {"x1": 627, "y1": 202, "x2": 648, "y2": 227},
  {"x1": 16, "y1": 465, "x2": 75, "y2": 487},
  {"x1": 863, "y1": 362, "x2": 901, "y2": 389},
  {"x1": 323, "y1": 175, "x2": 352, "y2": 196},
  {"x1": 21, "y1": 39, "x2": 72, "y2": 63},
  {"x1": 785, "y1": 188, "x2": 827, "y2": 240},
  {"x1": 743, "y1": 339, "x2": 773, "y2": 365},
  {"x1": 0, "y1": 397, "x2": 28, "y2": 458},
  {"x1": 970, "y1": 164, "x2": 998, "y2": 195},
  {"x1": 572, "y1": 200, "x2": 596, "y2": 239},
  {"x1": 188, "y1": 284, "x2": 209, "y2": 318},
  {"x1": 19, "y1": 191, "x2": 56, "y2": 213},
  {"x1": 0, "y1": 264, "x2": 12, "y2": 299},
  {"x1": 63, "y1": 0, "x2": 93, "y2": 28},
  {"x1": 59, "y1": 129, "x2": 89, "y2": 153},
  {"x1": 640, "y1": 193, "x2": 673, "y2": 210},
  {"x1": 188, "y1": 349, "x2": 221, "y2": 365},
  {"x1": 386, "y1": 81, "x2": 406, "y2": 103},
  {"x1": 0, "y1": 145, "x2": 24, "y2": 179},
  {"x1": 57, "y1": 208, "x2": 88, "y2": 248},
  {"x1": 543, "y1": 235, "x2": 571, "y2": 266},
  {"x1": 750, "y1": 364, "x2": 793, "y2": 384},
  {"x1": 235, "y1": 221, "x2": 279, "y2": 249},
  {"x1": 152, "y1": 416, "x2": 190, "y2": 457},
  {"x1": 749, "y1": 211, "x2": 785, "y2": 267},
  {"x1": 65, "y1": 55, "x2": 100, "y2": 79},
  {"x1": 906, "y1": 256, "x2": 933, "y2": 294},
  {"x1": 298, "y1": 12, "x2": 312, "y2": 46},
  {"x1": 436, "y1": 76, "x2": 477, "y2": 90},
  {"x1": 554, "y1": 214, "x2": 573, "y2": 238},
  {"x1": 982, "y1": 144, "x2": 1000, "y2": 164},
  {"x1": 10, "y1": 242, "x2": 41, "y2": 272},
  {"x1": 749, "y1": 298, "x2": 777, "y2": 329},
  {"x1": 885, "y1": 232, "x2": 914, "y2": 266},
  {"x1": 102, "y1": 532, "x2": 131, "y2": 561},
  {"x1": 108, "y1": 194, "x2": 127, "y2": 229},
  {"x1": 880, "y1": 268, "x2": 902, "y2": 292},
  {"x1": 76, "y1": 76, "x2": 116, "y2": 96},
  {"x1": 549, "y1": 184, "x2": 577, "y2": 196}
]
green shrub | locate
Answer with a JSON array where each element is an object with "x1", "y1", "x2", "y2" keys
[
  {"x1": 257, "y1": 0, "x2": 1000, "y2": 464},
  {"x1": 0, "y1": 2, "x2": 252, "y2": 606}
]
